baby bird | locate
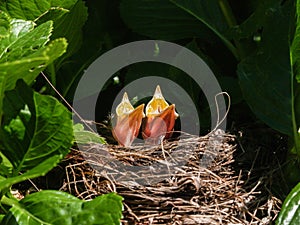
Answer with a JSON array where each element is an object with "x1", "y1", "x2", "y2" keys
[
  {"x1": 112, "y1": 92, "x2": 144, "y2": 147},
  {"x1": 142, "y1": 85, "x2": 178, "y2": 144}
]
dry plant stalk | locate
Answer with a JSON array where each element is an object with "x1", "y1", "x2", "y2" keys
[{"x1": 61, "y1": 130, "x2": 281, "y2": 225}]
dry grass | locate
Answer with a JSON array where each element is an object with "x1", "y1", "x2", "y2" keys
[{"x1": 60, "y1": 130, "x2": 281, "y2": 224}]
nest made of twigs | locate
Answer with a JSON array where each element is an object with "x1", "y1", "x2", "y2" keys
[{"x1": 60, "y1": 130, "x2": 281, "y2": 225}]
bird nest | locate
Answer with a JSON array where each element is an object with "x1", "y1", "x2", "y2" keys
[{"x1": 60, "y1": 130, "x2": 281, "y2": 224}]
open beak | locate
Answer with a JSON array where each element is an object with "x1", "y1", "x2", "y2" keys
[
  {"x1": 142, "y1": 85, "x2": 178, "y2": 144},
  {"x1": 112, "y1": 92, "x2": 145, "y2": 147}
]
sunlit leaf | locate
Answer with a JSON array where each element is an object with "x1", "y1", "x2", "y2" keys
[
  {"x1": 0, "y1": 80, "x2": 73, "y2": 175},
  {"x1": 73, "y1": 123, "x2": 106, "y2": 144},
  {"x1": 277, "y1": 182, "x2": 300, "y2": 224},
  {"x1": 0, "y1": 14, "x2": 67, "y2": 120},
  {"x1": 0, "y1": 0, "x2": 76, "y2": 21},
  {"x1": 1, "y1": 191, "x2": 123, "y2": 225}
]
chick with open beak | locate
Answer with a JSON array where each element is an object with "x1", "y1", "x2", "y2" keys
[
  {"x1": 142, "y1": 85, "x2": 178, "y2": 144},
  {"x1": 112, "y1": 92, "x2": 145, "y2": 147}
]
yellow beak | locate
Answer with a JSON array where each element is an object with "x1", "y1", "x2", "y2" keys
[{"x1": 112, "y1": 92, "x2": 145, "y2": 147}]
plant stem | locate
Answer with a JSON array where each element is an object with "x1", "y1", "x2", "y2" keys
[
  {"x1": 1, "y1": 195, "x2": 19, "y2": 207},
  {"x1": 48, "y1": 63, "x2": 56, "y2": 95},
  {"x1": 171, "y1": 0, "x2": 240, "y2": 60},
  {"x1": 291, "y1": 80, "x2": 300, "y2": 156},
  {"x1": 218, "y1": 0, "x2": 237, "y2": 27},
  {"x1": 218, "y1": 0, "x2": 246, "y2": 59}
]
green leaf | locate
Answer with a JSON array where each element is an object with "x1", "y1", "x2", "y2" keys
[
  {"x1": 0, "y1": 38, "x2": 67, "y2": 120},
  {"x1": 0, "y1": 155, "x2": 62, "y2": 192},
  {"x1": 120, "y1": 0, "x2": 238, "y2": 58},
  {"x1": 230, "y1": 0, "x2": 279, "y2": 40},
  {"x1": 237, "y1": 1, "x2": 294, "y2": 135},
  {"x1": 0, "y1": 19, "x2": 52, "y2": 62},
  {"x1": 73, "y1": 123, "x2": 106, "y2": 144},
  {"x1": 35, "y1": 7, "x2": 69, "y2": 26},
  {"x1": 120, "y1": 0, "x2": 219, "y2": 41},
  {"x1": 35, "y1": 0, "x2": 88, "y2": 98},
  {"x1": 0, "y1": 0, "x2": 81, "y2": 64},
  {"x1": 0, "y1": 80, "x2": 73, "y2": 175},
  {"x1": 291, "y1": 0, "x2": 300, "y2": 152},
  {"x1": 0, "y1": 11, "x2": 11, "y2": 37},
  {"x1": 0, "y1": 42, "x2": 57, "y2": 86},
  {"x1": 0, "y1": 215, "x2": 4, "y2": 223},
  {"x1": 1, "y1": 191, "x2": 123, "y2": 225},
  {"x1": 0, "y1": 0, "x2": 76, "y2": 21},
  {"x1": 277, "y1": 182, "x2": 300, "y2": 224},
  {"x1": 170, "y1": 0, "x2": 235, "y2": 52},
  {"x1": 170, "y1": 0, "x2": 229, "y2": 33},
  {"x1": 51, "y1": 0, "x2": 88, "y2": 69},
  {"x1": 0, "y1": 15, "x2": 67, "y2": 121},
  {"x1": 293, "y1": 0, "x2": 300, "y2": 84},
  {"x1": 0, "y1": 11, "x2": 34, "y2": 40},
  {"x1": 0, "y1": 152, "x2": 12, "y2": 177},
  {"x1": 82, "y1": 192, "x2": 123, "y2": 225}
]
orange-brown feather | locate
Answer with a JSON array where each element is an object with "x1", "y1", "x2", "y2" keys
[
  {"x1": 142, "y1": 85, "x2": 178, "y2": 144},
  {"x1": 142, "y1": 104, "x2": 177, "y2": 143}
]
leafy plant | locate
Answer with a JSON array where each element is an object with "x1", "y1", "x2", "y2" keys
[
  {"x1": 277, "y1": 181, "x2": 300, "y2": 224},
  {"x1": 119, "y1": 0, "x2": 300, "y2": 221},
  {"x1": 0, "y1": 1, "x2": 122, "y2": 224},
  {"x1": 1, "y1": 191, "x2": 122, "y2": 225},
  {"x1": 120, "y1": 0, "x2": 299, "y2": 149},
  {"x1": 1, "y1": 0, "x2": 300, "y2": 223},
  {"x1": 73, "y1": 123, "x2": 106, "y2": 144}
]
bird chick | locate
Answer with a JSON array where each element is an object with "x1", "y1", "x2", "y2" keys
[
  {"x1": 112, "y1": 92, "x2": 144, "y2": 147},
  {"x1": 142, "y1": 85, "x2": 178, "y2": 144}
]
